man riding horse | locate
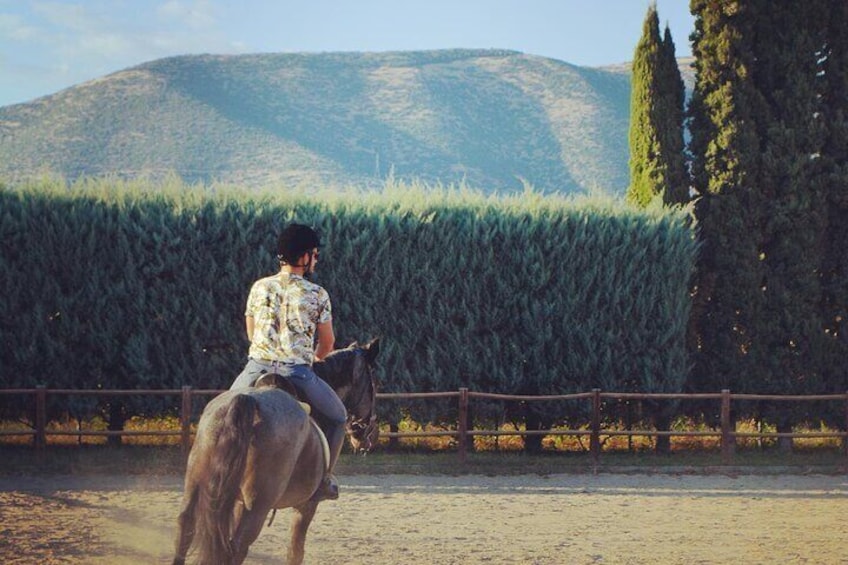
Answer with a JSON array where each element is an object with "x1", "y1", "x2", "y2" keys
[{"x1": 230, "y1": 223, "x2": 345, "y2": 502}]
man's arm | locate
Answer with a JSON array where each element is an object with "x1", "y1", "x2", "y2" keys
[
  {"x1": 314, "y1": 320, "x2": 335, "y2": 361},
  {"x1": 245, "y1": 315, "x2": 255, "y2": 341}
]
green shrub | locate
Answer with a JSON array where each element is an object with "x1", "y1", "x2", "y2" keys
[{"x1": 0, "y1": 176, "x2": 697, "y2": 428}]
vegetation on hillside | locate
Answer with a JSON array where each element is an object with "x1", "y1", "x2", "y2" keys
[{"x1": 0, "y1": 49, "x2": 631, "y2": 196}]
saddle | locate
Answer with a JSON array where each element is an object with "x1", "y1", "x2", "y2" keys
[
  {"x1": 253, "y1": 372, "x2": 330, "y2": 472},
  {"x1": 254, "y1": 372, "x2": 312, "y2": 414}
]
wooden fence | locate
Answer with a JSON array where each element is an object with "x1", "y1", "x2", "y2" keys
[{"x1": 1, "y1": 387, "x2": 847, "y2": 463}]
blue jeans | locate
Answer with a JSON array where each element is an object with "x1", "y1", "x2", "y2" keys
[{"x1": 230, "y1": 358, "x2": 347, "y2": 427}]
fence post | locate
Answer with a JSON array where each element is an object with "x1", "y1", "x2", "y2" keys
[
  {"x1": 843, "y1": 391, "x2": 848, "y2": 457},
  {"x1": 181, "y1": 386, "x2": 192, "y2": 456},
  {"x1": 721, "y1": 389, "x2": 733, "y2": 464},
  {"x1": 590, "y1": 389, "x2": 601, "y2": 465},
  {"x1": 35, "y1": 385, "x2": 47, "y2": 449},
  {"x1": 458, "y1": 388, "x2": 469, "y2": 463}
]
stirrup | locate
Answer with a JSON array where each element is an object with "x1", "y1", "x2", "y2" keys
[{"x1": 311, "y1": 475, "x2": 339, "y2": 502}]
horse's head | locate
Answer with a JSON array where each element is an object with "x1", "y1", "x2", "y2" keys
[{"x1": 316, "y1": 338, "x2": 381, "y2": 453}]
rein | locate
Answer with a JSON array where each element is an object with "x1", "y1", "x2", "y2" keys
[
  {"x1": 349, "y1": 377, "x2": 378, "y2": 450},
  {"x1": 342, "y1": 353, "x2": 378, "y2": 451}
]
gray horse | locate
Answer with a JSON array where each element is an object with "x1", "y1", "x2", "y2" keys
[{"x1": 172, "y1": 339, "x2": 380, "y2": 565}]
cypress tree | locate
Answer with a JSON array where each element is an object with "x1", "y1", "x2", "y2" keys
[
  {"x1": 627, "y1": 4, "x2": 665, "y2": 206},
  {"x1": 755, "y1": 5, "x2": 825, "y2": 369},
  {"x1": 659, "y1": 24, "x2": 689, "y2": 205},
  {"x1": 627, "y1": 4, "x2": 688, "y2": 207},
  {"x1": 820, "y1": 0, "x2": 848, "y2": 393},
  {"x1": 751, "y1": 1, "x2": 829, "y2": 444},
  {"x1": 688, "y1": 0, "x2": 766, "y2": 395},
  {"x1": 689, "y1": 0, "x2": 836, "y2": 433}
]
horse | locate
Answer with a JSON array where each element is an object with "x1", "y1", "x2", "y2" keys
[{"x1": 172, "y1": 338, "x2": 380, "y2": 565}]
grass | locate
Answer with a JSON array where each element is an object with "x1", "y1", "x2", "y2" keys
[
  {"x1": 0, "y1": 443, "x2": 844, "y2": 479},
  {"x1": 2, "y1": 415, "x2": 845, "y2": 477}
]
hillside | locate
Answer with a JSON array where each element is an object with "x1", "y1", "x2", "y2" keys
[{"x1": 0, "y1": 49, "x2": 636, "y2": 195}]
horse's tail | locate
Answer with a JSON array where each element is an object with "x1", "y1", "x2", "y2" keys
[{"x1": 195, "y1": 393, "x2": 256, "y2": 565}]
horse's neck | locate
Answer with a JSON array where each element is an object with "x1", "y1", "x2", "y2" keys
[
  {"x1": 331, "y1": 375, "x2": 354, "y2": 403},
  {"x1": 314, "y1": 358, "x2": 352, "y2": 394}
]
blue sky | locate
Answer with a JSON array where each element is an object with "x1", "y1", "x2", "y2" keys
[{"x1": 0, "y1": 0, "x2": 694, "y2": 107}]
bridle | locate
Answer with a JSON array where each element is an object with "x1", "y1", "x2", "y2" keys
[{"x1": 344, "y1": 355, "x2": 378, "y2": 451}]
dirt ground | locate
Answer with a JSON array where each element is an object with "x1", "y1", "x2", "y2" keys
[{"x1": 1, "y1": 471, "x2": 846, "y2": 565}]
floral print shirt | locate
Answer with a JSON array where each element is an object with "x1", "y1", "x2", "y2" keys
[{"x1": 244, "y1": 272, "x2": 332, "y2": 365}]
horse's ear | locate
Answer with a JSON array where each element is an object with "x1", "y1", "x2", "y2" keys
[{"x1": 364, "y1": 337, "x2": 380, "y2": 363}]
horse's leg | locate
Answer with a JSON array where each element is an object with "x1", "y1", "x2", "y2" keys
[
  {"x1": 172, "y1": 485, "x2": 198, "y2": 565},
  {"x1": 287, "y1": 500, "x2": 319, "y2": 565},
  {"x1": 230, "y1": 506, "x2": 269, "y2": 565}
]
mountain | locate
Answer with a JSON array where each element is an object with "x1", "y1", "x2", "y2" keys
[{"x1": 0, "y1": 49, "x2": 642, "y2": 195}]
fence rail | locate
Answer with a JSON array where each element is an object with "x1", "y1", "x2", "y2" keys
[{"x1": 1, "y1": 387, "x2": 847, "y2": 463}]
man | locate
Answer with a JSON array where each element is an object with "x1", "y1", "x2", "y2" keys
[{"x1": 230, "y1": 223, "x2": 345, "y2": 501}]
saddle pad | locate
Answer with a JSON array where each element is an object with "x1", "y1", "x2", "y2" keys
[{"x1": 310, "y1": 418, "x2": 331, "y2": 472}]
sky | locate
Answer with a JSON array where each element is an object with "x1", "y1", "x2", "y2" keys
[{"x1": 0, "y1": 0, "x2": 695, "y2": 108}]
